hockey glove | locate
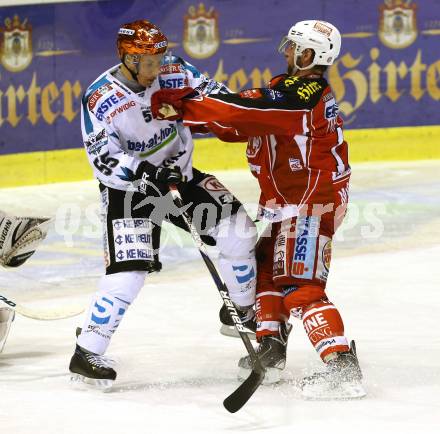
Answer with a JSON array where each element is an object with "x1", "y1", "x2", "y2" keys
[
  {"x1": 155, "y1": 166, "x2": 186, "y2": 185},
  {"x1": 151, "y1": 87, "x2": 197, "y2": 120},
  {"x1": 136, "y1": 161, "x2": 186, "y2": 194}
]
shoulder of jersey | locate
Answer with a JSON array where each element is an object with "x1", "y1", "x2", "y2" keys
[
  {"x1": 160, "y1": 54, "x2": 201, "y2": 78},
  {"x1": 273, "y1": 75, "x2": 328, "y2": 102},
  {"x1": 85, "y1": 71, "x2": 131, "y2": 114}
]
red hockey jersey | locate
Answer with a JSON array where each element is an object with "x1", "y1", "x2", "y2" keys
[{"x1": 179, "y1": 74, "x2": 351, "y2": 222}]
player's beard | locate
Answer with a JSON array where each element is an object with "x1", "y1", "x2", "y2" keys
[
  {"x1": 287, "y1": 64, "x2": 297, "y2": 75},
  {"x1": 287, "y1": 54, "x2": 301, "y2": 75}
]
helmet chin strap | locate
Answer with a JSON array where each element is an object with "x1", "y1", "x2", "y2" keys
[{"x1": 293, "y1": 45, "x2": 316, "y2": 71}]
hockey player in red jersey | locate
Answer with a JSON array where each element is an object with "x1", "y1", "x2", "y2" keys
[{"x1": 151, "y1": 20, "x2": 366, "y2": 399}]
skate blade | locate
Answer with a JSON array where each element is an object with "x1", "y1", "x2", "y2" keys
[
  {"x1": 70, "y1": 373, "x2": 114, "y2": 392},
  {"x1": 219, "y1": 325, "x2": 256, "y2": 340},
  {"x1": 301, "y1": 380, "x2": 367, "y2": 400},
  {"x1": 238, "y1": 366, "x2": 281, "y2": 385}
]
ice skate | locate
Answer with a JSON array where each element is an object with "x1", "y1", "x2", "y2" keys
[
  {"x1": 301, "y1": 340, "x2": 366, "y2": 400},
  {"x1": 69, "y1": 344, "x2": 116, "y2": 391},
  {"x1": 237, "y1": 322, "x2": 291, "y2": 384},
  {"x1": 219, "y1": 304, "x2": 256, "y2": 339}
]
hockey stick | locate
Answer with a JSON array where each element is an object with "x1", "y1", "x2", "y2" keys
[
  {"x1": 169, "y1": 184, "x2": 265, "y2": 413},
  {"x1": 0, "y1": 291, "x2": 84, "y2": 321}
]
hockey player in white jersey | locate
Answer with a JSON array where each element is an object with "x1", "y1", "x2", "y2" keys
[
  {"x1": 69, "y1": 19, "x2": 257, "y2": 388},
  {"x1": 0, "y1": 211, "x2": 51, "y2": 353}
]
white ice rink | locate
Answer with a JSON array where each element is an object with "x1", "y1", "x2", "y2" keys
[{"x1": 1, "y1": 161, "x2": 439, "y2": 434}]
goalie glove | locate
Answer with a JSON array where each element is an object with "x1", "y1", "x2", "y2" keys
[{"x1": 0, "y1": 211, "x2": 51, "y2": 268}]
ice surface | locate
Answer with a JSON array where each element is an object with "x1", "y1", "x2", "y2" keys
[{"x1": 1, "y1": 161, "x2": 439, "y2": 433}]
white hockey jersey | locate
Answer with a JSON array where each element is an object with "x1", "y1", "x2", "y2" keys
[{"x1": 81, "y1": 55, "x2": 228, "y2": 191}]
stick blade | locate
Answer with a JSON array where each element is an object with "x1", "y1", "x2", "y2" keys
[{"x1": 223, "y1": 369, "x2": 265, "y2": 413}]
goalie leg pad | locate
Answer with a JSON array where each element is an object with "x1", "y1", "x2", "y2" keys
[
  {"x1": 77, "y1": 270, "x2": 146, "y2": 355},
  {"x1": 0, "y1": 212, "x2": 51, "y2": 268},
  {"x1": 0, "y1": 307, "x2": 15, "y2": 353}
]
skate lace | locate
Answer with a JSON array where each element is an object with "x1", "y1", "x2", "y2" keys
[{"x1": 85, "y1": 353, "x2": 116, "y2": 369}]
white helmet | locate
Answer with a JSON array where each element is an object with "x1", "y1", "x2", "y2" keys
[{"x1": 278, "y1": 20, "x2": 341, "y2": 70}]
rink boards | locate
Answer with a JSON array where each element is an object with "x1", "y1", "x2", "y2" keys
[{"x1": 1, "y1": 124, "x2": 440, "y2": 187}]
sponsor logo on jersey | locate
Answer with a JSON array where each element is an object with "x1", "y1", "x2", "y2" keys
[
  {"x1": 105, "y1": 100, "x2": 136, "y2": 123},
  {"x1": 95, "y1": 92, "x2": 126, "y2": 120},
  {"x1": 288, "y1": 158, "x2": 303, "y2": 171},
  {"x1": 283, "y1": 76, "x2": 300, "y2": 87},
  {"x1": 325, "y1": 100, "x2": 339, "y2": 119},
  {"x1": 195, "y1": 79, "x2": 223, "y2": 95},
  {"x1": 160, "y1": 63, "x2": 185, "y2": 74},
  {"x1": 297, "y1": 81, "x2": 322, "y2": 102},
  {"x1": 84, "y1": 129, "x2": 107, "y2": 155},
  {"x1": 264, "y1": 89, "x2": 285, "y2": 101},
  {"x1": 126, "y1": 125, "x2": 177, "y2": 156},
  {"x1": 291, "y1": 216, "x2": 318, "y2": 279},
  {"x1": 322, "y1": 92, "x2": 334, "y2": 103},
  {"x1": 325, "y1": 98, "x2": 339, "y2": 132},
  {"x1": 159, "y1": 77, "x2": 186, "y2": 88},
  {"x1": 239, "y1": 89, "x2": 262, "y2": 99},
  {"x1": 88, "y1": 83, "x2": 113, "y2": 110}
]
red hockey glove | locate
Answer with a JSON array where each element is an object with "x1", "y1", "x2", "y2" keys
[{"x1": 151, "y1": 87, "x2": 196, "y2": 120}]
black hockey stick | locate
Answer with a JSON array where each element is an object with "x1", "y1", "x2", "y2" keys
[{"x1": 169, "y1": 184, "x2": 265, "y2": 413}]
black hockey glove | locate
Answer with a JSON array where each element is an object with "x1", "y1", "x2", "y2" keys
[
  {"x1": 155, "y1": 166, "x2": 186, "y2": 185},
  {"x1": 136, "y1": 161, "x2": 186, "y2": 194}
]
